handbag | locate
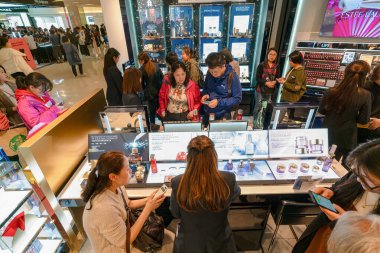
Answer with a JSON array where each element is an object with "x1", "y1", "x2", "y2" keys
[{"x1": 120, "y1": 188, "x2": 165, "y2": 253}]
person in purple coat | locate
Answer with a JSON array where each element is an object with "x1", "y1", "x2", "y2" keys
[{"x1": 15, "y1": 72, "x2": 61, "y2": 130}]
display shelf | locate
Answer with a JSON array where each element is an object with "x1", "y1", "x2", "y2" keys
[
  {"x1": 200, "y1": 36, "x2": 223, "y2": 38},
  {"x1": 170, "y1": 37, "x2": 193, "y2": 39},
  {"x1": 143, "y1": 36, "x2": 165, "y2": 40},
  {"x1": 229, "y1": 35, "x2": 253, "y2": 39},
  {"x1": 39, "y1": 239, "x2": 62, "y2": 253},
  {"x1": 12, "y1": 216, "x2": 48, "y2": 253},
  {"x1": 145, "y1": 49, "x2": 165, "y2": 53},
  {"x1": 0, "y1": 189, "x2": 33, "y2": 228}
]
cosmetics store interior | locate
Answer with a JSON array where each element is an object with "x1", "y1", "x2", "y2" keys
[{"x1": 1, "y1": 0, "x2": 380, "y2": 253}]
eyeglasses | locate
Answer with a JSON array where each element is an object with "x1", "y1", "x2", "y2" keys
[{"x1": 352, "y1": 168, "x2": 380, "y2": 191}]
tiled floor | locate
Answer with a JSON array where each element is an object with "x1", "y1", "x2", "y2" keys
[{"x1": 37, "y1": 57, "x2": 305, "y2": 253}]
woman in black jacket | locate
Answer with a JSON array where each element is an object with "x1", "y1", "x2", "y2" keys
[
  {"x1": 103, "y1": 48, "x2": 123, "y2": 106},
  {"x1": 138, "y1": 52, "x2": 163, "y2": 124},
  {"x1": 254, "y1": 48, "x2": 281, "y2": 123},
  {"x1": 292, "y1": 139, "x2": 380, "y2": 253},
  {"x1": 170, "y1": 135, "x2": 241, "y2": 253},
  {"x1": 318, "y1": 60, "x2": 372, "y2": 161},
  {"x1": 358, "y1": 64, "x2": 380, "y2": 143}
]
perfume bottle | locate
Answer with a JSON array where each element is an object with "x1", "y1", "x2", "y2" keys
[
  {"x1": 224, "y1": 159, "x2": 234, "y2": 171},
  {"x1": 150, "y1": 154, "x2": 157, "y2": 173},
  {"x1": 322, "y1": 145, "x2": 337, "y2": 172},
  {"x1": 245, "y1": 135, "x2": 254, "y2": 155},
  {"x1": 237, "y1": 160, "x2": 245, "y2": 176},
  {"x1": 128, "y1": 148, "x2": 142, "y2": 164}
]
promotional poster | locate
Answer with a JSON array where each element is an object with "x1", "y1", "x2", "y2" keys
[{"x1": 320, "y1": 0, "x2": 380, "y2": 38}]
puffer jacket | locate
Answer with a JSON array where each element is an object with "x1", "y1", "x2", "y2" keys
[{"x1": 15, "y1": 89, "x2": 60, "y2": 130}]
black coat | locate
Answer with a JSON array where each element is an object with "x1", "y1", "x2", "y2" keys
[
  {"x1": 122, "y1": 93, "x2": 143, "y2": 106},
  {"x1": 319, "y1": 88, "x2": 371, "y2": 149},
  {"x1": 255, "y1": 62, "x2": 281, "y2": 95},
  {"x1": 170, "y1": 171, "x2": 241, "y2": 253},
  {"x1": 105, "y1": 66, "x2": 123, "y2": 106},
  {"x1": 292, "y1": 171, "x2": 380, "y2": 253},
  {"x1": 140, "y1": 64, "x2": 163, "y2": 102}
]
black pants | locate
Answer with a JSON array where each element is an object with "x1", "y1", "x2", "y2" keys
[
  {"x1": 71, "y1": 64, "x2": 83, "y2": 76},
  {"x1": 148, "y1": 100, "x2": 158, "y2": 124},
  {"x1": 11, "y1": 72, "x2": 26, "y2": 79},
  {"x1": 52, "y1": 45, "x2": 63, "y2": 61},
  {"x1": 162, "y1": 111, "x2": 189, "y2": 122},
  {"x1": 79, "y1": 44, "x2": 90, "y2": 56}
]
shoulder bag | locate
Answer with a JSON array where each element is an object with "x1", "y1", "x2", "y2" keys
[{"x1": 120, "y1": 188, "x2": 165, "y2": 253}]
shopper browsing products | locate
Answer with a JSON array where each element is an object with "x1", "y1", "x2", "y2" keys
[
  {"x1": 182, "y1": 46, "x2": 202, "y2": 88},
  {"x1": 82, "y1": 151, "x2": 173, "y2": 253},
  {"x1": 138, "y1": 52, "x2": 163, "y2": 124},
  {"x1": 277, "y1": 50, "x2": 306, "y2": 102},
  {"x1": 122, "y1": 67, "x2": 144, "y2": 106},
  {"x1": 220, "y1": 48, "x2": 240, "y2": 77},
  {"x1": 318, "y1": 60, "x2": 371, "y2": 161},
  {"x1": 15, "y1": 72, "x2": 61, "y2": 130},
  {"x1": 103, "y1": 48, "x2": 123, "y2": 106},
  {"x1": 0, "y1": 65, "x2": 23, "y2": 127},
  {"x1": 157, "y1": 61, "x2": 201, "y2": 121},
  {"x1": 170, "y1": 135, "x2": 241, "y2": 253},
  {"x1": 358, "y1": 64, "x2": 380, "y2": 142},
  {"x1": 201, "y1": 52, "x2": 242, "y2": 123},
  {"x1": 62, "y1": 36, "x2": 84, "y2": 77},
  {"x1": 292, "y1": 139, "x2": 380, "y2": 253}
]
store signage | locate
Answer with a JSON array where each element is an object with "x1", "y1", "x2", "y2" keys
[
  {"x1": 178, "y1": 0, "x2": 245, "y2": 3},
  {"x1": 8, "y1": 38, "x2": 36, "y2": 70}
]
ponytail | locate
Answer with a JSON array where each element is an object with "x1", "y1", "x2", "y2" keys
[
  {"x1": 81, "y1": 151, "x2": 126, "y2": 210},
  {"x1": 138, "y1": 51, "x2": 156, "y2": 77},
  {"x1": 15, "y1": 72, "x2": 53, "y2": 91}
]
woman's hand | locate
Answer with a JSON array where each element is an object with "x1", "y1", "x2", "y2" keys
[
  {"x1": 320, "y1": 204, "x2": 346, "y2": 221},
  {"x1": 369, "y1": 118, "x2": 380, "y2": 130},
  {"x1": 187, "y1": 111, "x2": 194, "y2": 120},
  {"x1": 161, "y1": 111, "x2": 166, "y2": 118},
  {"x1": 265, "y1": 81, "x2": 275, "y2": 88},
  {"x1": 145, "y1": 190, "x2": 165, "y2": 212},
  {"x1": 201, "y1": 95, "x2": 209, "y2": 104},
  {"x1": 208, "y1": 99, "x2": 218, "y2": 109},
  {"x1": 276, "y1": 78, "x2": 285, "y2": 84},
  {"x1": 313, "y1": 187, "x2": 334, "y2": 199}
]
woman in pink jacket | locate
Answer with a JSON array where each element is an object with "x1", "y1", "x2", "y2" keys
[
  {"x1": 157, "y1": 61, "x2": 201, "y2": 122},
  {"x1": 15, "y1": 72, "x2": 61, "y2": 130}
]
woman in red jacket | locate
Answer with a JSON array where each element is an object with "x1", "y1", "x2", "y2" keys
[{"x1": 157, "y1": 61, "x2": 201, "y2": 121}]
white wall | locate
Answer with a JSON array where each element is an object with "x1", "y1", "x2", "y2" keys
[
  {"x1": 28, "y1": 7, "x2": 70, "y2": 28},
  {"x1": 100, "y1": 0, "x2": 129, "y2": 71},
  {"x1": 296, "y1": 0, "x2": 380, "y2": 43}
]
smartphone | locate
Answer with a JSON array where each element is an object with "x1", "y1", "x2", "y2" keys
[
  {"x1": 204, "y1": 100, "x2": 210, "y2": 105},
  {"x1": 154, "y1": 184, "x2": 168, "y2": 199},
  {"x1": 309, "y1": 191, "x2": 338, "y2": 213}
]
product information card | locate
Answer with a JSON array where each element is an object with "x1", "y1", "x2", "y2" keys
[
  {"x1": 269, "y1": 129, "x2": 329, "y2": 158},
  {"x1": 149, "y1": 132, "x2": 206, "y2": 161},
  {"x1": 209, "y1": 131, "x2": 269, "y2": 160}
]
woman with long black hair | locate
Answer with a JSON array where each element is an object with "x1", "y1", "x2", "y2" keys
[
  {"x1": 318, "y1": 60, "x2": 372, "y2": 160},
  {"x1": 103, "y1": 48, "x2": 123, "y2": 106},
  {"x1": 293, "y1": 139, "x2": 380, "y2": 253},
  {"x1": 138, "y1": 52, "x2": 163, "y2": 124},
  {"x1": 82, "y1": 151, "x2": 171, "y2": 253}
]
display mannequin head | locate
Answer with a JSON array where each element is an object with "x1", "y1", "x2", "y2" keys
[
  {"x1": 16, "y1": 72, "x2": 53, "y2": 97},
  {"x1": 82, "y1": 152, "x2": 132, "y2": 210},
  {"x1": 170, "y1": 61, "x2": 189, "y2": 88},
  {"x1": 206, "y1": 52, "x2": 226, "y2": 78},
  {"x1": 177, "y1": 136, "x2": 230, "y2": 212}
]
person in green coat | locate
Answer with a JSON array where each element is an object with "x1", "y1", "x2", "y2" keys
[{"x1": 277, "y1": 50, "x2": 307, "y2": 102}]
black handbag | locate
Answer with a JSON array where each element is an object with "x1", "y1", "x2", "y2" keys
[{"x1": 120, "y1": 188, "x2": 165, "y2": 253}]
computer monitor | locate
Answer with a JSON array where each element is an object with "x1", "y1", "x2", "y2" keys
[
  {"x1": 209, "y1": 120, "x2": 248, "y2": 132},
  {"x1": 164, "y1": 122, "x2": 202, "y2": 132},
  {"x1": 100, "y1": 105, "x2": 151, "y2": 132}
]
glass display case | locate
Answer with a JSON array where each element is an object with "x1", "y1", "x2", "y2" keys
[
  {"x1": 0, "y1": 162, "x2": 65, "y2": 253},
  {"x1": 84, "y1": 129, "x2": 340, "y2": 188}
]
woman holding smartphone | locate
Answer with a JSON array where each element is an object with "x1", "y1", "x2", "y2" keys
[
  {"x1": 292, "y1": 139, "x2": 380, "y2": 253},
  {"x1": 82, "y1": 151, "x2": 173, "y2": 253},
  {"x1": 170, "y1": 135, "x2": 241, "y2": 253}
]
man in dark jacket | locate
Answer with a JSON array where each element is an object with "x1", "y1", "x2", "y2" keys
[{"x1": 201, "y1": 52, "x2": 242, "y2": 124}]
